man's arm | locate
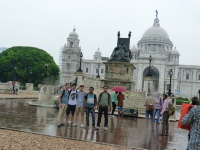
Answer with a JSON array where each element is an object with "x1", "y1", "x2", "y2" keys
[
  {"x1": 58, "y1": 90, "x2": 63, "y2": 107},
  {"x1": 182, "y1": 109, "x2": 194, "y2": 125},
  {"x1": 94, "y1": 95, "x2": 97, "y2": 110}
]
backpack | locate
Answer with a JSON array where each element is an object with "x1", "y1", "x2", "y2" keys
[
  {"x1": 86, "y1": 93, "x2": 97, "y2": 108},
  {"x1": 99, "y1": 92, "x2": 111, "y2": 104},
  {"x1": 166, "y1": 103, "x2": 175, "y2": 115},
  {"x1": 146, "y1": 104, "x2": 154, "y2": 112},
  {"x1": 60, "y1": 89, "x2": 65, "y2": 99}
]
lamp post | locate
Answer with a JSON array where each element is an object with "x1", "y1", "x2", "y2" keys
[
  {"x1": 13, "y1": 66, "x2": 17, "y2": 81},
  {"x1": 147, "y1": 55, "x2": 152, "y2": 77},
  {"x1": 29, "y1": 71, "x2": 32, "y2": 83},
  {"x1": 77, "y1": 52, "x2": 83, "y2": 72},
  {"x1": 96, "y1": 63, "x2": 100, "y2": 78},
  {"x1": 168, "y1": 69, "x2": 173, "y2": 96}
]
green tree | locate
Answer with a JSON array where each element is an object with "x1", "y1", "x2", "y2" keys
[{"x1": 0, "y1": 46, "x2": 60, "y2": 86}]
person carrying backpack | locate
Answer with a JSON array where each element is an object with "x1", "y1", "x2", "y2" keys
[
  {"x1": 57, "y1": 83, "x2": 70, "y2": 127},
  {"x1": 159, "y1": 94, "x2": 170, "y2": 136},
  {"x1": 144, "y1": 93, "x2": 155, "y2": 128},
  {"x1": 84, "y1": 87, "x2": 97, "y2": 128},
  {"x1": 96, "y1": 85, "x2": 111, "y2": 131},
  {"x1": 66, "y1": 83, "x2": 78, "y2": 126}
]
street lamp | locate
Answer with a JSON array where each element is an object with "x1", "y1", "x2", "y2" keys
[
  {"x1": 147, "y1": 55, "x2": 152, "y2": 77},
  {"x1": 29, "y1": 71, "x2": 32, "y2": 83},
  {"x1": 13, "y1": 66, "x2": 17, "y2": 81},
  {"x1": 96, "y1": 63, "x2": 100, "y2": 78},
  {"x1": 168, "y1": 69, "x2": 173, "y2": 96},
  {"x1": 77, "y1": 52, "x2": 83, "y2": 72}
]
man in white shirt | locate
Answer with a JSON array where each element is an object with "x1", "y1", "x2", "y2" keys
[{"x1": 66, "y1": 83, "x2": 78, "y2": 126}]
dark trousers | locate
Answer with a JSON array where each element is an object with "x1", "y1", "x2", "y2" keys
[
  {"x1": 86, "y1": 108, "x2": 95, "y2": 127},
  {"x1": 97, "y1": 107, "x2": 108, "y2": 127},
  {"x1": 112, "y1": 102, "x2": 116, "y2": 115},
  {"x1": 162, "y1": 111, "x2": 169, "y2": 134}
]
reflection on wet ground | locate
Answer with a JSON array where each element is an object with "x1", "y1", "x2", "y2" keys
[{"x1": 0, "y1": 99, "x2": 188, "y2": 150}]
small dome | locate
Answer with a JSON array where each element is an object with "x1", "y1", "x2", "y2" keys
[
  {"x1": 95, "y1": 47, "x2": 102, "y2": 55},
  {"x1": 69, "y1": 28, "x2": 78, "y2": 38},
  {"x1": 131, "y1": 45, "x2": 138, "y2": 52},
  {"x1": 171, "y1": 47, "x2": 180, "y2": 55}
]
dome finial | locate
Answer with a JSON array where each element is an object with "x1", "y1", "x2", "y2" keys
[
  {"x1": 155, "y1": 10, "x2": 158, "y2": 18},
  {"x1": 153, "y1": 10, "x2": 160, "y2": 27},
  {"x1": 73, "y1": 26, "x2": 76, "y2": 31}
]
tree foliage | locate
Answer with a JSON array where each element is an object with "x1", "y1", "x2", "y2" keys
[{"x1": 0, "y1": 46, "x2": 60, "y2": 86}]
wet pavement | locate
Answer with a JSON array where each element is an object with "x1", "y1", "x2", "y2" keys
[{"x1": 0, "y1": 99, "x2": 188, "y2": 150}]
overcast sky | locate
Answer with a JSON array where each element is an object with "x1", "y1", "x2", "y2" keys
[{"x1": 0, "y1": 0, "x2": 200, "y2": 66}]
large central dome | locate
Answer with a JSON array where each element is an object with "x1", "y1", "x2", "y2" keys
[
  {"x1": 138, "y1": 16, "x2": 173, "y2": 46},
  {"x1": 142, "y1": 26, "x2": 169, "y2": 39}
]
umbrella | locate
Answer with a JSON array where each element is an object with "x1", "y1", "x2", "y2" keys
[{"x1": 111, "y1": 86, "x2": 126, "y2": 92}]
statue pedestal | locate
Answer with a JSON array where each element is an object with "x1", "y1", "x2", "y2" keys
[
  {"x1": 101, "y1": 62, "x2": 135, "y2": 90},
  {"x1": 74, "y1": 72, "x2": 85, "y2": 86}
]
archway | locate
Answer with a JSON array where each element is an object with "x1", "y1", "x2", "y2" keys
[{"x1": 142, "y1": 66, "x2": 159, "y2": 92}]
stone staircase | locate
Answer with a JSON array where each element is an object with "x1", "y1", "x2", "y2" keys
[
  {"x1": 94, "y1": 89, "x2": 147, "y2": 117},
  {"x1": 123, "y1": 91, "x2": 146, "y2": 116}
]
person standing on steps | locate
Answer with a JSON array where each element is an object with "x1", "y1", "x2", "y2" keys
[
  {"x1": 66, "y1": 83, "x2": 78, "y2": 127},
  {"x1": 96, "y1": 86, "x2": 111, "y2": 131},
  {"x1": 75, "y1": 85, "x2": 87, "y2": 128},
  {"x1": 57, "y1": 83, "x2": 70, "y2": 127},
  {"x1": 117, "y1": 92, "x2": 125, "y2": 118},
  {"x1": 159, "y1": 94, "x2": 169, "y2": 136},
  {"x1": 84, "y1": 87, "x2": 97, "y2": 128},
  {"x1": 111, "y1": 92, "x2": 118, "y2": 115}
]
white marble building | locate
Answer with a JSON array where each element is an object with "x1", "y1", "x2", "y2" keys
[{"x1": 60, "y1": 15, "x2": 200, "y2": 98}]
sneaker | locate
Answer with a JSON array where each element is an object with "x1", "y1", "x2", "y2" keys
[
  {"x1": 85, "y1": 126, "x2": 89, "y2": 129},
  {"x1": 95, "y1": 126, "x2": 100, "y2": 130},
  {"x1": 57, "y1": 124, "x2": 61, "y2": 128},
  {"x1": 72, "y1": 123, "x2": 77, "y2": 127},
  {"x1": 104, "y1": 127, "x2": 108, "y2": 131},
  {"x1": 81, "y1": 124, "x2": 85, "y2": 128}
]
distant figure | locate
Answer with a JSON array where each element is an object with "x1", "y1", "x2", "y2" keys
[
  {"x1": 144, "y1": 94, "x2": 155, "y2": 128},
  {"x1": 84, "y1": 87, "x2": 97, "y2": 128},
  {"x1": 182, "y1": 98, "x2": 200, "y2": 150},
  {"x1": 75, "y1": 85, "x2": 87, "y2": 128},
  {"x1": 160, "y1": 94, "x2": 169, "y2": 136},
  {"x1": 10, "y1": 81, "x2": 14, "y2": 94},
  {"x1": 57, "y1": 83, "x2": 70, "y2": 127},
  {"x1": 96, "y1": 85, "x2": 111, "y2": 131},
  {"x1": 117, "y1": 92, "x2": 125, "y2": 118},
  {"x1": 111, "y1": 92, "x2": 118, "y2": 115},
  {"x1": 14, "y1": 82, "x2": 19, "y2": 95},
  {"x1": 153, "y1": 94, "x2": 163, "y2": 124},
  {"x1": 12, "y1": 81, "x2": 15, "y2": 94}
]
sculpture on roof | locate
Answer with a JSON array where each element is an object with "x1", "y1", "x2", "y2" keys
[{"x1": 156, "y1": 10, "x2": 158, "y2": 17}]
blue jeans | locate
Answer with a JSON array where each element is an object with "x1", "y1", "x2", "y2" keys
[
  {"x1": 146, "y1": 110, "x2": 154, "y2": 126},
  {"x1": 153, "y1": 109, "x2": 161, "y2": 123},
  {"x1": 97, "y1": 107, "x2": 108, "y2": 127},
  {"x1": 86, "y1": 108, "x2": 95, "y2": 127}
]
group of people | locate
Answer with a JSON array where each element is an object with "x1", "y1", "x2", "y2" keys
[
  {"x1": 145, "y1": 93, "x2": 200, "y2": 149},
  {"x1": 10, "y1": 81, "x2": 19, "y2": 95},
  {"x1": 145, "y1": 93, "x2": 171, "y2": 135},
  {"x1": 57, "y1": 83, "x2": 125, "y2": 131}
]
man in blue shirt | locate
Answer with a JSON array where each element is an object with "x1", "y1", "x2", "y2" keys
[
  {"x1": 84, "y1": 87, "x2": 97, "y2": 128},
  {"x1": 74, "y1": 85, "x2": 87, "y2": 127},
  {"x1": 57, "y1": 83, "x2": 70, "y2": 127}
]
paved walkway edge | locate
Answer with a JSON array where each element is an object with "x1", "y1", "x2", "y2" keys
[{"x1": 0, "y1": 127, "x2": 147, "y2": 150}]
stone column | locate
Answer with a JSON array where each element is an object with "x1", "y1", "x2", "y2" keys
[{"x1": 25, "y1": 83, "x2": 34, "y2": 94}]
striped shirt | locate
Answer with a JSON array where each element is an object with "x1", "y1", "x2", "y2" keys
[
  {"x1": 160, "y1": 99, "x2": 169, "y2": 115},
  {"x1": 182, "y1": 106, "x2": 200, "y2": 150}
]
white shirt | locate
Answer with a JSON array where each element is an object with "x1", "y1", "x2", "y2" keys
[{"x1": 68, "y1": 90, "x2": 78, "y2": 105}]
